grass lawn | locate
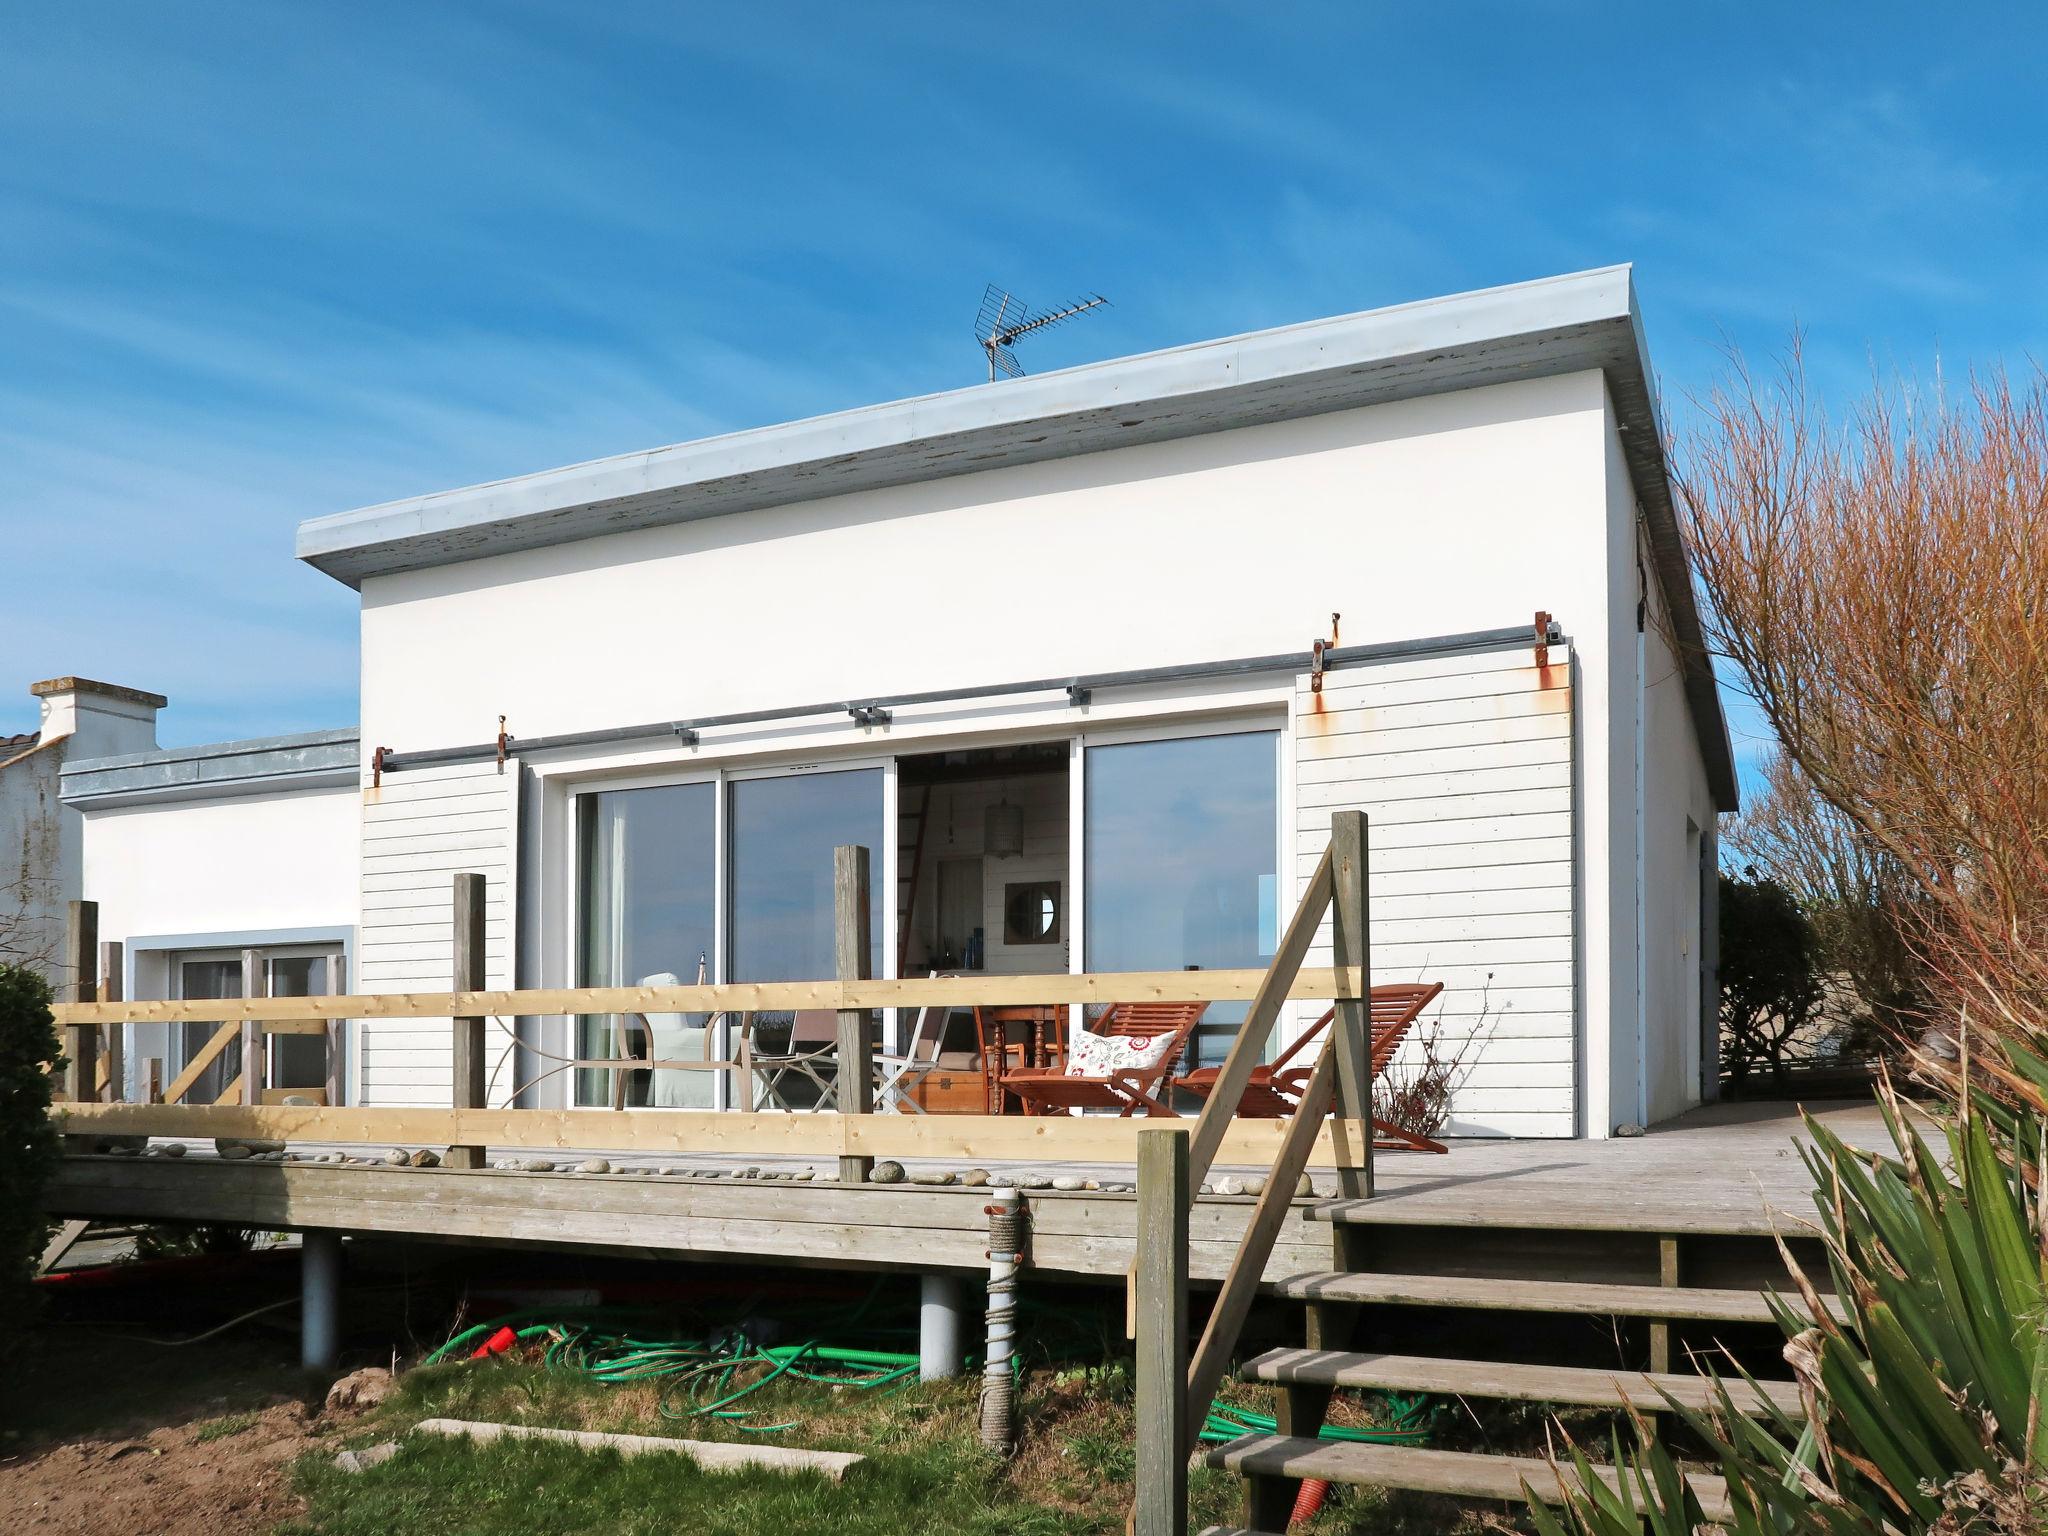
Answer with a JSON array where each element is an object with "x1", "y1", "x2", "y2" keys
[{"x1": 282, "y1": 1352, "x2": 1459, "y2": 1536}]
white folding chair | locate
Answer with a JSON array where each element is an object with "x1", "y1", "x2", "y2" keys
[{"x1": 874, "y1": 1001, "x2": 950, "y2": 1114}]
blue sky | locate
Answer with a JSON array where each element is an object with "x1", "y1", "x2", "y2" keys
[{"x1": 3, "y1": 4, "x2": 2043, "y2": 767}]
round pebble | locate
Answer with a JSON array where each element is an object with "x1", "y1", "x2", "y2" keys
[
  {"x1": 381, "y1": 1148, "x2": 411, "y2": 1167},
  {"x1": 577, "y1": 1158, "x2": 611, "y2": 1174},
  {"x1": 960, "y1": 1168, "x2": 990, "y2": 1188},
  {"x1": 1295, "y1": 1173, "x2": 1315, "y2": 1197},
  {"x1": 217, "y1": 1145, "x2": 253, "y2": 1162},
  {"x1": 1017, "y1": 1173, "x2": 1053, "y2": 1190},
  {"x1": 794, "y1": 1170, "x2": 815, "y2": 1181},
  {"x1": 870, "y1": 1160, "x2": 906, "y2": 1184},
  {"x1": 1050, "y1": 1175, "x2": 1085, "y2": 1192},
  {"x1": 1243, "y1": 1175, "x2": 1267, "y2": 1196},
  {"x1": 907, "y1": 1171, "x2": 955, "y2": 1186},
  {"x1": 161, "y1": 1142, "x2": 186, "y2": 1158},
  {"x1": 517, "y1": 1158, "x2": 556, "y2": 1173}
]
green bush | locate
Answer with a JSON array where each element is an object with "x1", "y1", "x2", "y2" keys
[
  {"x1": 1720, "y1": 872, "x2": 1826, "y2": 1093},
  {"x1": 1530, "y1": 1085, "x2": 2048, "y2": 1534},
  {"x1": 0, "y1": 964, "x2": 62, "y2": 1354}
]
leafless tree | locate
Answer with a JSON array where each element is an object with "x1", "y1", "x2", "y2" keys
[
  {"x1": 1677, "y1": 348, "x2": 2048, "y2": 1080},
  {"x1": 1722, "y1": 751, "x2": 1926, "y2": 1052},
  {"x1": 0, "y1": 870, "x2": 58, "y2": 977}
]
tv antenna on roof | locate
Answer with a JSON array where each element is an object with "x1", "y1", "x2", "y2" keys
[{"x1": 975, "y1": 284, "x2": 1109, "y2": 382}]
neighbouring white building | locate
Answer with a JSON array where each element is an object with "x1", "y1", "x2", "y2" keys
[{"x1": 50, "y1": 266, "x2": 1735, "y2": 1136}]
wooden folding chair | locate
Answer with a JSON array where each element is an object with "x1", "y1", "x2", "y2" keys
[
  {"x1": 1178, "y1": 982, "x2": 1450, "y2": 1151},
  {"x1": 1000, "y1": 1001, "x2": 1206, "y2": 1118}
]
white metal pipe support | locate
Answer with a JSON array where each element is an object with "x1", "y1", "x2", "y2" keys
[
  {"x1": 301, "y1": 1229, "x2": 342, "y2": 1371},
  {"x1": 919, "y1": 1271, "x2": 964, "y2": 1382}
]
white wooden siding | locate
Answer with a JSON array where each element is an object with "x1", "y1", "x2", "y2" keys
[
  {"x1": 1294, "y1": 644, "x2": 1575, "y2": 1138},
  {"x1": 356, "y1": 760, "x2": 520, "y2": 1106}
]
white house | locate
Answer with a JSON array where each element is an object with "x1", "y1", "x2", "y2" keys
[
  {"x1": 1, "y1": 677, "x2": 169, "y2": 988},
  {"x1": 58, "y1": 265, "x2": 1735, "y2": 1137}
]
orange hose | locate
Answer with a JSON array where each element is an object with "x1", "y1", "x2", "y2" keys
[{"x1": 1290, "y1": 1476, "x2": 1330, "y2": 1525}]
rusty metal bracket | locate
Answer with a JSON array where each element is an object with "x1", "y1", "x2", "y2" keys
[
  {"x1": 495, "y1": 715, "x2": 510, "y2": 773},
  {"x1": 1309, "y1": 638, "x2": 1329, "y2": 695},
  {"x1": 370, "y1": 746, "x2": 388, "y2": 790},
  {"x1": 1533, "y1": 610, "x2": 1552, "y2": 671}
]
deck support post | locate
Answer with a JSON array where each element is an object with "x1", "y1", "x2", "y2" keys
[
  {"x1": 1327, "y1": 811, "x2": 1373, "y2": 1201},
  {"x1": 919, "y1": 1272, "x2": 963, "y2": 1382},
  {"x1": 1649, "y1": 1234, "x2": 1681, "y2": 1375},
  {"x1": 240, "y1": 948, "x2": 266, "y2": 1106},
  {"x1": 301, "y1": 1229, "x2": 342, "y2": 1371},
  {"x1": 98, "y1": 941, "x2": 124, "y2": 1100},
  {"x1": 834, "y1": 845, "x2": 874, "y2": 1185},
  {"x1": 62, "y1": 901, "x2": 98, "y2": 1104},
  {"x1": 1133, "y1": 1126, "x2": 1189, "y2": 1536},
  {"x1": 447, "y1": 874, "x2": 487, "y2": 1169}
]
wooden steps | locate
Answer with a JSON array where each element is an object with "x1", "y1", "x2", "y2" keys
[
  {"x1": 1203, "y1": 1435, "x2": 1733, "y2": 1523},
  {"x1": 1271, "y1": 1268, "x2": 1843, "y2": 1324},
  {"x1": 1242, "y1": 1346, "x2": 1802, "y2": 1415}
]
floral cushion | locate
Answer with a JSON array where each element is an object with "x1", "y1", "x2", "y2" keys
[{"x1": 1063, "y1": 1028, "x2": 1175, "y2": 1079}]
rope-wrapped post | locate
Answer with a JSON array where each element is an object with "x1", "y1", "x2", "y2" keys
[{"x1": 979, "y1": 1185, "x2": 1025, "y2": 1453}]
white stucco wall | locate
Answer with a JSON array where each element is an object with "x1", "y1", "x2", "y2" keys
[
  {"x1": 347, "y1": 371, "x2": 1651, "y2": 1129},
  {"x1": 357, "y1": 373, "x2": 1619, "y2": 767},
  {"x1": 80, "y1": 786, "x2": 360, "y2": 947}
]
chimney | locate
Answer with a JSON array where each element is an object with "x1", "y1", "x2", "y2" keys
[{"x1": 30, "y1": 677, "x2": 167, "y2": 759}]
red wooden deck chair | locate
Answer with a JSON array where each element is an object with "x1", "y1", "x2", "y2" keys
[
  {"x1": 1000, "y1": 1001, "x2": 1207, "y2": 1118},
  {"x1": 1178, "y1": 982, "x2": 1449, "y2": 1152}
]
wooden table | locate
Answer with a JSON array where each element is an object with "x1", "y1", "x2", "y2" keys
[{"x1": 973, "y1": 1004, "x2": 1065, "y2": 1114}]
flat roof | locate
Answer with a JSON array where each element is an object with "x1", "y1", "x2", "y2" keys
[
  {"x1": 294, "y1": 265, "x2": 1734, "y2": 807},
  {"x1": 60, "y1": 726, "x2": 360, "y2": 808}
]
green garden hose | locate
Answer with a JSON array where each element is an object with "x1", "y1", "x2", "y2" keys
[{"x1": 428, "y1": 1304, "x2": 1433, "y2": 1447}]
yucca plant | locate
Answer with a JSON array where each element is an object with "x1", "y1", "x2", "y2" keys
[{"x1": 1527, "y1": 1073, "x2": 2048, "y2": 1534}]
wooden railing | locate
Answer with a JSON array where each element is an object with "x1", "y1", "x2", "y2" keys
[
  {"x1": 48, "y1": 848, "x2": 1368, "y2": 1174},
  {"x1": 1131, "y1": 810, "x2": 1375, "y2": 1536}
]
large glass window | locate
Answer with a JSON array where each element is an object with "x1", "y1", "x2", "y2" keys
[
  {"x1": 728, "y1": 768, "x2": 885, "y2": 988},
  {"x1": 578, "y1": 782, "x2": 717, "y2": 1107},
  {"x1": 1085, "y1": 731, "x2": 1279, "y2": 1069},
  {"x1": 178, "y1": 958, "x2": 243, "y2": 1104}
]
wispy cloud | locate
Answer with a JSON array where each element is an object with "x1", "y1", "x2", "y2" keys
[{"x1": 1, "y1": 4, "x2": 2042, "y2": 748}]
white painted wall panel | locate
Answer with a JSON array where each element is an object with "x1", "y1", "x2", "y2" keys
[
  {"x1": 356, "y1": 760, "x2": 521, "y2": 1106},
  {"x1": 1294, "y1": 645, "x2": 1576, "y2": 1138}
]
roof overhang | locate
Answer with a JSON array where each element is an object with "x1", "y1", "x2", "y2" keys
[{"x1": 296, "y1": 264, "x2": 1736, "y2": 809}]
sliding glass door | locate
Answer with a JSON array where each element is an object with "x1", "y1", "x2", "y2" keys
[
  {"x1": 574, "y1": 765, "x2": 885, "y2": 1109},
  {"x1": 1085, "y1": 729, "x2": 1280, "y2": 1070},
  {"x1": 729, "y1": 767, "x2": 885, "y2": 988},
  {"x1": 578, "y1": 782, "x2": 717, "y2": 1107}
]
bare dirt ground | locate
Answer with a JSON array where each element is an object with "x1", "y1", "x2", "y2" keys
[
  {"x1": 2, "y1": 1396, "x2": 325, "y2": 1536},
  {"x1": 0, "y1": 1311, "x2": 363, "y2": 1536}
]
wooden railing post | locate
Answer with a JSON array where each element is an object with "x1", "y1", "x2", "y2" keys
[
  {"x1": 98, "y1": 941, "x2": 123, "y2": 1101},
  {"x1": 447, "y1": 873, "x2": 487, "y2": 1169},
  {"x1": 835, "y1": 845, "x2": 875, "y2": 1185},
  {"x1": 1328, "y1": 810, "x2": 1374, "y2": 1200},
  {"x1": 323, "y1": 952, "x2": 346, "y2": 1108},
  {"x1": 239, "y1": 948, "x2": 265, "y2": 1107},
  {"x1": 1133, "y1": 1126, "x2": 1190, "y2": 1536},
  {"x1": 61, "y1": 901, "x2": 97, "y2": 1103}
]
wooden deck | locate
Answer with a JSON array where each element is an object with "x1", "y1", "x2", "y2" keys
[{"x1": 47, "y1": 1100, "x2": 1888, "y2": 1287}]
